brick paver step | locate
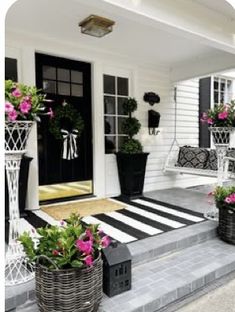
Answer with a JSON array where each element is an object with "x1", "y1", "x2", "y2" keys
[
  {"x1": 129, "y1": 220, "x2": 217, "y2": 266},
  {"x1": 100, "y1": 238, "x2": 235, "y2": 312}
]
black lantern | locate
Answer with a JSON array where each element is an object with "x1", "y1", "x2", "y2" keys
[
  {"x1": 148, "y1": 110, "x2": 161, "y2": 135},
  {"x1": 102, "y1": 241, "x2": 132, "y2": 297}
]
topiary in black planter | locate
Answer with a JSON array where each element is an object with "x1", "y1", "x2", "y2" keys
[{"x1": 116, "y1": 98, "x2": 149, "y2": 199}]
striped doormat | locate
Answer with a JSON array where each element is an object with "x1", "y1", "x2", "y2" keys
[{"x1": 5, "y1": 197, "x2": 206, "y2": 244}]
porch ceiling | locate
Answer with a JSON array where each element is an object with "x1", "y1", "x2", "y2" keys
[{"x1": 5, "y1": 0, "x2": 235, "y2": 81}]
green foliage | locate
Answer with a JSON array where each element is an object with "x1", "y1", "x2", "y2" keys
[
  {"x1": 18, "y1": 213, "x2": 110, "y2": 270},
  {"x1": 119, "y1": 97, "x2": 143, "y2": 153},
  {"x1": 49, "y1": 102, "x2": 84, "y2": 140},
  {"x1": 212, "y1": 186, "x2": 235, "y2": 208},
  {"x1": 201, "y1": 101, "x2": 235, "y2": 127},
  {"x1": 5, "y1": 80, "x2": 48, "y2": 121},
  {"x1": 120, "y1": 138, "x2": 143, "y2": 153},
  {"x1": 122, "y1": 117, "x2": 141, "y2": 138},
  {"x1": 122, "y1": 98, "x2": 138, "y2": 114}
]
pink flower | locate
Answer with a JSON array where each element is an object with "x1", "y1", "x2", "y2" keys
[
  {"x1": 84, "y1": 255, "x2": 93, "y2": 267},
  {"x1": 98, "y1": 229, "x2": 104, "y2": 236},
  {"x1": 225, "y1": 193, "x2": 235, "y2": 204},
  {"x1": 76, "y1": 239, "x2": 93, "y2": 255},
  {"x1": 218, "y1": 111, "x2": 228, "y2": 120},
  {"x1": 101, "y1": 236, "x2": 110, "y2": 248},
  {"x1": 60, "y1": 220, "x2": 65, "y2": 226},
  {"x1": 12, "y1": 88, "x2": 22, "y2": 97},
  {"x1": 207, "y1": 118, "x2": 214, "y2": 125},
  {"x1": 225, "y1": 197, "x2": 232, "y2": 204},
  {"x1": 8, "y1": 110, "x2": 18, "y2": 121},
  {"x1": 200, "y1": 113, "x2": 208, "y2": 123},
  {"x1": 52, "y1": 250, "x2": 59, "y2": 256},
  {"x1": 19, "y1": 100, "x2": 32, "y2": 114},
  {"x1": 5, "y1": 101, "x2": 14, "y2": 113},
  {"x1": 85, "y1": 229, "x2": 93, "y2": 241},
  {"x1": 47, "y1": 107, "x2": 54, "y2": 119}
]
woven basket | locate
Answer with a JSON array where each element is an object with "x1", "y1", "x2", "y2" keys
[
  {"x1": 217, "y1": 202, "x2": 235, "y2": 245},
  {"x1": 35, "y1": 254, "x2": 103, "y2": 312}
]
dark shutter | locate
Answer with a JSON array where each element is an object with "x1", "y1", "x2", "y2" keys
[
  {"x1": 5, "y1": 57, "x2": 18, "y2": 81},
  {"x1": 199, "y1": 77, "x2": 211, "y2": 148}
]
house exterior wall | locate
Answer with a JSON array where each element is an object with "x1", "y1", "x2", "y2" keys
[
  {"x1": 6, "y1": 32, "x2": 214, "y2": 207},
  {"x1": 105, "y1": 75, "x2": 214, "y2": 197}
]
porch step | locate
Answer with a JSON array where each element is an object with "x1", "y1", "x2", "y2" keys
[
  {"x1": 13, "y1": 238, "x2": 235, "y2": 312},
  {"x1": 100, "y1": 238, "x2": 235, "y2": 312},
  {"x1": 5, "y1": 221, "x2": 217, "y2": 311},
  {"x1": 129, "y1": 220, "x2": 217, "y2": 267}
]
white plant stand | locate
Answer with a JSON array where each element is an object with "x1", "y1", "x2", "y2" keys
[
  {"x1": 5, "y1": 121, "x2": 35, "y2": 286},
  {"x1": 204, "y1": 127, "x2": 234, "y2": 221}
]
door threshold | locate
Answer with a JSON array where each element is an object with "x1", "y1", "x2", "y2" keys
[{"x1": 39, "y1": 194, "x2": 96, "y2": 206}]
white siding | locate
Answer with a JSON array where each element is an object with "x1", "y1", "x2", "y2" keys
[
  {"x1": 6, "y1": 32, "x2": 214, "y2": 203},
  {"x1": 105, "y1": 73, "x2": 215, "y2": 197}
]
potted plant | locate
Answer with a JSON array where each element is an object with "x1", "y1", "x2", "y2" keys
[
  {"x1": 5, "y1": 80, "x2": 53, "y2": 286},
  {"x1": 18, "y1": 213, "x2": 110, "y2": 312},
  {"x1": 200, "y1": 101, "x2": 235, "y2": 145},
  {"x1": 212, "y1": 186, "x2": 235, "y2": 245},
  {"x1": 116, "y1": 97, "x2": 149, "y2": 199}
]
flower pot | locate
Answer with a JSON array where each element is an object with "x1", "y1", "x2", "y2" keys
[
  {"x1": 116, "y1": 152, "x2": 149, "y2": 199},
  {"x1": 35, "y1": 253, "x2": 103, "y2": 312},
  {"x1": 5, "y1": 121, "x2": 34, "y2": 151},
  {"x1": 217, "y1": 202, "x2": 235, "y2": 245},
  {"x1": 209, "y1": 127, "x2": 234, "y2": 146}
]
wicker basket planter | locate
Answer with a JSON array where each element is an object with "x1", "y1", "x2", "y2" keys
[
  {"x1": 217, "y1": 203, "x2": 235, "y2": 245},
  {"x1": 35, "y1": 253, "x2": 103, "y2": 312}
]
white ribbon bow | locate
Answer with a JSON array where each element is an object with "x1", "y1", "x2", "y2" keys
[{"x1": 61, "y1": 129, "x2": 79, "y2": 160}]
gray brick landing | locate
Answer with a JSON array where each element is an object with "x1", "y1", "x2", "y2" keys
[
  {"x1": 99, "y1": 238, "x2": 235, "y2": 312},
  {"x1": 129, "y1": 220, "x2": 217, "y2": 267}
]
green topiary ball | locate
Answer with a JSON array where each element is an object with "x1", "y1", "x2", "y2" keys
[
  {"x1": 122, "y1": 98, "x2": 138, "y2": 114},
  {"x1": 120, "y1": 138, "x2": 143, "y2": 154},
  {"x1": 122, "y1": 117, "x2": 141, "y2": 137}
]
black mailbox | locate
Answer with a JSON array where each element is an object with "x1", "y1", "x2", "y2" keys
[{"x1": 102, "y1": 241, "x2": 132, "y2": 297}]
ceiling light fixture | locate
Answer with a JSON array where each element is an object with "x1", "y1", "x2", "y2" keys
[
  {"x1": 79, "y1": 15, "x2": 115, "y2": 38},
  {"x1": 225, "y1": 0, "x2": 235, "y2": 9}
]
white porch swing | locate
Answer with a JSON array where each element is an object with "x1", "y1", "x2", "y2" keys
[{"x1": 163, "y1": 87, "x2": 235, "y2": 181}]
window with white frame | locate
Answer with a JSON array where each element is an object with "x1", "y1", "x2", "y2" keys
[
  {"x1": 213, "y1": 77, "x2": 233, "y2": 105},
  {"x1": 103, "y1": 74, "x2": 129, "y2": 154}
]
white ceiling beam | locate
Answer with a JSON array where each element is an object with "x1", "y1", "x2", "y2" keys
[
  {"x1": 91, "y1": 0, "x2": 235, "y2": 55},
  {"x1": 170, "y1": 52, "x2": 235, "y2": 82}
]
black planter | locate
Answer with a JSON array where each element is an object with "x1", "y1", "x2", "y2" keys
[
  {"x1": 5, "y1": 155, "x2": 33, "y2": 220},
  {"x1": 116, "y1": 152, "x2": 149, "y2": 199}
]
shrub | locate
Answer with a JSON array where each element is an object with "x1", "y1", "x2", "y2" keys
[{"x1": 120, "y1": 97, "x2": 143, "y2": 154}]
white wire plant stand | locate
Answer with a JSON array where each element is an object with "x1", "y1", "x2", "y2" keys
[
  {"x1": 5, "y1": 121, "x2": 35, "y2": 286},
  {"x1": 163, "y1": 88, "x2": 235, "y2": 221},
  {"x1": 204, "y1": 127, "x2": 234, "y2": 220}
]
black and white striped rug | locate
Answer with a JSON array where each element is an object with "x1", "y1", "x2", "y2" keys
[{"x1": 5, "y1": 197, "x2": 206, "y2": 244}]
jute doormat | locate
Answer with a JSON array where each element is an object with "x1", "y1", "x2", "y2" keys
[{"x1": 41, "y1": 199, "x2": 125, "y2": 220}]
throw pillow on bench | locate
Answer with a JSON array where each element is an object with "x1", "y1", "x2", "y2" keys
[{"x1": 176, "y1": 146, "x2": 209, "y2": 169}]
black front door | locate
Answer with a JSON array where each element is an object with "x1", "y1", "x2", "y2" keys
[{"x1": 36, "y1": 53, "x2": 92, "y2": 193}]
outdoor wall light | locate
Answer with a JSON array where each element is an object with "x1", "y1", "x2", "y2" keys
[
  {"x1": 143, "y1": 92, "x2": 161, "y2": 135},
  {"x1": 79, "y1": 15, "x2": 115, "y2": 37},
  {"x1": 148, "y1": 110, "x2": 161, "y2": 135}
]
